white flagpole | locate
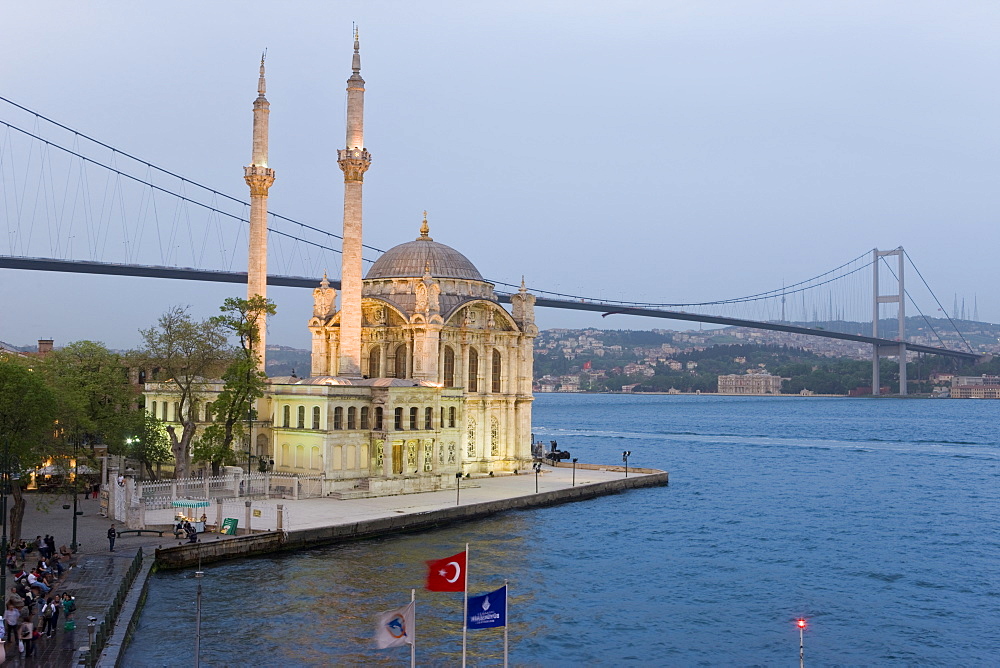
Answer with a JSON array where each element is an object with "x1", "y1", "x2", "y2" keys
[
  {"x1": 503, "y1": 579, "x2": 509, "y2": 668},
  {"x1": 462, "y1": 542, "x2": 469, "y2": 668},
  {"x1": 410, "y1": 588, "x2": 416, "y2": 668}
]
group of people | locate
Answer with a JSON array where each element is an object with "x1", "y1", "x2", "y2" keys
[
  {"x1": 173, "y1": 516, "x2": 205, "y2": 544},
  {"x1": 3, "y1": 536, "x2": 79, "y2": 659}
]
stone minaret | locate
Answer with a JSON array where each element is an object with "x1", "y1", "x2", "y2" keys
[
  {"x1": 244, "y1": 53, "x2": 276, "y2": 372},
  {"x1": 336, "y1": 29, "x2": 372, "y2": 377}
]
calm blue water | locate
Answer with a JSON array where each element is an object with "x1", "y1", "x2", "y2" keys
[{"x1": 125, "y1": 395, "x2": 999, "y2": 666}]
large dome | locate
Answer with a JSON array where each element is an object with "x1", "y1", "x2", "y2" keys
[{"x1": 365, "y1": 225, "x2": 484, "y2": 281}]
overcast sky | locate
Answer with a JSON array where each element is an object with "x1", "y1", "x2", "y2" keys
[{"x1": 2, "y1": 1, "x2": 998, "y2": 351}]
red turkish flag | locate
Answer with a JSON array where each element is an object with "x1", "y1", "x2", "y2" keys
[{"x1": 425, "y1": 550, "x2": 467, "y2": 592}]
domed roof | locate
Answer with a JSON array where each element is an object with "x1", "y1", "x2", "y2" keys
[{"x1": 365, "y1": 220, "x2": 484, "y2": 281}]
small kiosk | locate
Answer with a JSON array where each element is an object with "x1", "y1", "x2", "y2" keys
[{"x1": 171, "y1": 499, "x2": 210, "y2": 533}]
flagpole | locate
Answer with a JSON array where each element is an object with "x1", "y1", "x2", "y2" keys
[
  {"x1": 503, "y1": 578, "x2": 509, "y2": 668},
  {"x1": 410, "y1": 588, "x2": 416, "y2": 668},
  {"x1": 462, "y1": 542, "x2": 469, "y2": 668}
]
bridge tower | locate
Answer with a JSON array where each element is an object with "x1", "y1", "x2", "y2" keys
[
  {"x1": 336, "y1": 28, "x2": 372, "y2": 377},
  {"x1": 244, "y1": 53, "x2": 276, "y2": 372},
  {"x1": 872, "y1": 247, "x2": 907, "y2": 396}
]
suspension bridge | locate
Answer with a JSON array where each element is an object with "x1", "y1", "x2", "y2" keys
[{"x1": 0, "y1": 95, "x2": 986, "y2": 395}]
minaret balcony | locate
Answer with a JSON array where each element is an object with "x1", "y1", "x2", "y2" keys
[{"x1": 338, "y1": 148, "x2": 372, "y2": 162}]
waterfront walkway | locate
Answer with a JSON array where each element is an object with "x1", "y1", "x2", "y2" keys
[{"x1": 6, "y1": 462, "x2": 659, "y2": 666}]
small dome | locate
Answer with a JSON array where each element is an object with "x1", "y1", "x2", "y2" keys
[{"x1": 365, "y1": 221, "x2": 484, "y2": 281}]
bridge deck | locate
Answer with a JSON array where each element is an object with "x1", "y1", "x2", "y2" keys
[{"x1": 0, "y1": 256, "x2": 981, "y2": 361}]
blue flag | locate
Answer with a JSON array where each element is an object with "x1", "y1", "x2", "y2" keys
[{"x1": 466, "y1": 585, "x2": 506, "y2": 629}]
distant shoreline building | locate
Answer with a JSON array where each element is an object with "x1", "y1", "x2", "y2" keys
[{"x1": 717, "y1": 371, "x2": 783, "y2": 395}]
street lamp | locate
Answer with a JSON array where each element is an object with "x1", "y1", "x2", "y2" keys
[
  {"x1": 1, "y1": 436, "x2": 9, "y2": 598},
  {"x1": 245, "y1": 407, "x2": 256, "y2": 475},
  {"x1": 194, "y1": 570, "x2": 204, "y2": 668},
  {"x1": 71, "y1": 435, "x2": 81, "y2": 552},
  {"x1": 622, "y1": 450, "x2": 631, "y2": 478},
  {"x1": 533, "y1": 462, "x2": 542, "y2": 493},
  {"x1": 455, "y1": 472, "x2": 462, "y2": 506},
  {"x1": 572, "y1": 458, "x2": 578, "y2": 487}
]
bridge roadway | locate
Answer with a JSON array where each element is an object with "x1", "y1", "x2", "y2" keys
[{"x1": 0, "y1": 256, "x2": 981, "y2": 362}]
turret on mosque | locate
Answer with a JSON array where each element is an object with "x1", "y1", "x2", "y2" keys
[
  {"x1": 336, "y1": 28, "x2": 371, "y2": 377},
  {"x1": 244, "y1": 52, "x2": 275, "y2": 371}
]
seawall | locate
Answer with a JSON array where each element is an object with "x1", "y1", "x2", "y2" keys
[{"x1": 155, "y1": 469, "x2": 667, "y2": 569}]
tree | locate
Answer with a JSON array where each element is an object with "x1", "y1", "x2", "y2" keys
[
  {"x1": 39, "y1": 340, "x2": 140, "y2": 453},
  {"x1": 136, "y1": 306, "x2": 232, "y2": 478},
  {"x1": 124, "y1": 411, "x2": 172, "y2": 480},
  {"x1": 0, "y1": 355, "x2": 57, "y2": 543},
  {"x1": 193, "y1": 296, "x2": 276, "y2": 475}
]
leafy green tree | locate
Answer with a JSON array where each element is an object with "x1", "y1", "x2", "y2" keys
[
  {"x1": 125, "y1": 411, "x2": 172, "y2": 480},
  {"x1": 0, "y1": 355, "x2": 57, "y2": 542},
  {"x1": 136, "y1": 306, "x2": 233, "y2": 478},
  {"x1": 39, "y1": 340, "x2": 140, "y2": 453},
  {"x1": 193, "y1": 296, "x2": 276, "y2": 475}
]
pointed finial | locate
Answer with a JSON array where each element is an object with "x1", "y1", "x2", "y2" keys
[
  {"x1": 418, "y1": 211, "x2": 432, "y2": 240},
  {"x1": 257, "y1": 49, "x2": 267, "y2": 96},
  {"x1": 352, "y1": 24, "x2": 361, "y2": 73},
  {"x1": 320, "y1": 270, "x2": 329, "y2": 288},
  {"x1": 520, "y1": 276, "x2": 527, "y2": 292},
  {"x1": 423, "y1": 261, "x2": 432, "y2": 278}
]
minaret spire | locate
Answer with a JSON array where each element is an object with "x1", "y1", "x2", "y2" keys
[
  {"x1": 244, "y1": 51, "x2": 276, "y2": 372},
  {"x1": 337, "y1": 28, "x2": 372, "y2": 377}
]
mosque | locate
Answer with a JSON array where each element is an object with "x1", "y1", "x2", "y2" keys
[{"x1": 145, "y1": 35, "x2": 537, "y2": 496}]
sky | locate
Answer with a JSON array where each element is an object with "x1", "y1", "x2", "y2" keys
[{"x1": 1, "y1": 1, "x2": 998, "y2": 351}]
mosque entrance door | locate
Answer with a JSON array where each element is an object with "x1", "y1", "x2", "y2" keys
[{"x1": 392, "y1": 441, "x2": 403, "y2": 475}]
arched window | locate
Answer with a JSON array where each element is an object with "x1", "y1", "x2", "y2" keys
[
  {"x1": 468, "y1": 348, "x2": 479, "y2": 392},
  {"x1": 394, "y1": 407, "x2": 403, "y2": 431},
  {"x1": 374, "y1": 407, "x2": 384, "y2": 430},
  {"x1": 173, "y1": 402, "x2": 180, "y2": 422},
  {"x1": 441, "y1": 407, "x2": 446, "y2": 430},
  {"x1": 394, "y1": 344, "x2": 407, "y2": 379},
  {"x1": 361, "y1": 406, "x2": 370, "y2": 430},
  {"x1": 443, "y1": 346, "x2": 455, "y2": 386},
  {"x1": 282, "y1": 405, "x2": 290, "y2": 428},
  {"x1": 297, "y1": 406, "x2": 306, "y2": 429},
  {"x1": 161, "y1": 402, "x2": 168, "y2": 421},
  {"x1": 151, "y1": 401, "x2": 157, "y2": 418},
  {"x1": 295, "y1": 445, "x2": 305, "y2": 468},
  {"x1": 348, "y1": 407, "x2": 357, "y2": 430},
  {"x1": 313, "y1": 406, "x2": 322, "y2": 430},
  {"x1": 425, "y1": 407, "x2": 433, "y2": 430},
  {"x1": 449, "y1": 406, "x2": 456, "y2": 428},
  {"x1": 409, "y1": 407, "x2": 418, "y2": 430},
  {"x1": 205, "y1": 402, "x2": 214, "y2": 422},
  {"x1": 334, "y1": 407, "x2": 343, "y2": 430},
  {"x1": 280, "y1": 443, "x2": 289, "y2": 467},
  {"x1": 310, "y1": 446, "x2": 321, "y2": 470},
  {"x1": 368, "y1": 347, "x2": 381, "y2": 378},
  {"x1": 492, "y1": 349, "x2": 502, "y2": 394}
]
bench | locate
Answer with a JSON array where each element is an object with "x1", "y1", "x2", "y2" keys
[{"x1": 116, "y1": 529, "x2": 165, "y2": 537}]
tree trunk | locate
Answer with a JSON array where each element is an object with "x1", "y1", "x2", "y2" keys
[
  {"x1": 166, "y1": 421, "x2": 196, "y2": 478},
  {"x1": 9, "y1": 483, "x2": 25, "y2": 546},
  {"x1": 211, "y1": 461, "x2": 221, "y2": 477}
]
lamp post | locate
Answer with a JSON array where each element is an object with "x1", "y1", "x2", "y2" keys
[
  {"x1": 455, "y1": 472, "x2": 462, "y2": 506},
  {"x1": 71, "y1": 435, "x2": 80, "y2": 552},
  {"x1": 1, "y1": 436, "x2": 9, "y2": 598},
  {"x1": 533, "y1": 462, "x2": 542, "y2": 493},
  {"x1": 797, "y1": 618, "x2": 806, "y2": 668},
  {"x1": 572, "y1": 458, "x2": 578, "y2": 487},
  {"x1": 622, "y1": 450, "x2": 631, "y2": 478},
  {"x1": 245, "y1": 407, "x2": 256, "y2": 475},
  {"x1": 194, "y1": 570, "x2": 204, "y2": 668}
]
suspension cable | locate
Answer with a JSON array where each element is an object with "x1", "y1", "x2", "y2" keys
[
  {"x1": 0, "y1": 96, "x2": 387, "y2": 255},
  {"x1": 900, "y1": 250, "x2": 974, "y2": 353},
  {"x1": 0, "y1": 119, "x2": 385, "y2": 264}
]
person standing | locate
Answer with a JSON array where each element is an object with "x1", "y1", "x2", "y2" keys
[
  {"x1": 107, "y1": 525, "x2": 117, "y2": 552},
  {"x1": 61, "y1": 612, "x2": 75, "y2": 651},
  {"x1": 17, "y1": 617, "x2": 33, "y2": 658},
  {"x1": 48, "y1": 595, "x2": 60, "y2": 639}
]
